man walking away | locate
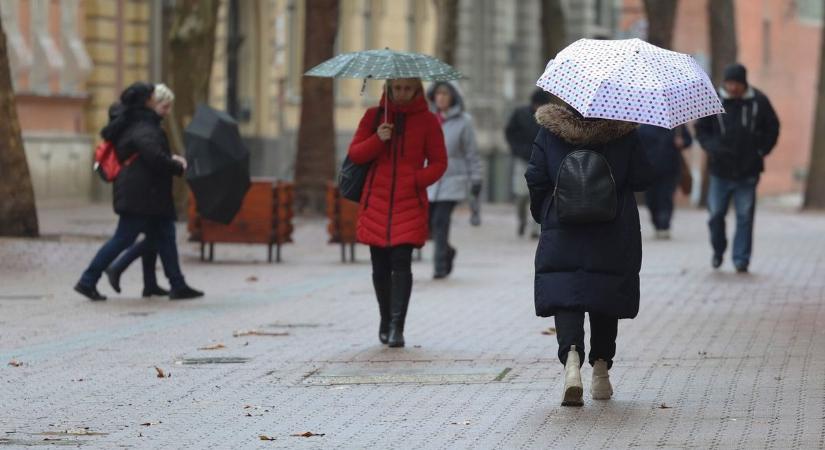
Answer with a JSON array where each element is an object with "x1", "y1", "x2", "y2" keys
[{"x1": 695, "y1": 63, "x2": 780, "y2": 273}]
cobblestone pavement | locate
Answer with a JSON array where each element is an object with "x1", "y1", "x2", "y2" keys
[{"x1": 1, "y1": 203, "x2": 824, "y2": 449}]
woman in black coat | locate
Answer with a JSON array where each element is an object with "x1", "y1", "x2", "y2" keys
[
  {"x1": 525, "y1": 103, "x2": 652, "y2": 406},
  {"x1": 75, "y1": 82, "x2": 202, "y2": 301}
]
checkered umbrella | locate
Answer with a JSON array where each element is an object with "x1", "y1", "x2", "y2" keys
[
  {"x1": 305, "y1": 48, "x2": 462, "y2": 81},
  {"x1": 536, "y1": 38, "x2": 724, "y2": 129}
]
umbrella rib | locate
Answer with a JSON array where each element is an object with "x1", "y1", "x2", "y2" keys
[{"x1": 636, "y1": 50, "x2": 673, "y2": 127}]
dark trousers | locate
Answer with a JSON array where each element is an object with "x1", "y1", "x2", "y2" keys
[
  {"x1": 79, "y1": 215, "x2": 186, "y2": 290},
  {"x1": 555, "y1": 309, "x2": 618, "y2": 369},
  {"x1": 645, "y1": 175, "x2": 678, "y2": 231},
  {"x1": 370, "y1": 245, "x2": 414, "y2": 276},
  {"x1": 707, "y1": 175, "x2": 758, "y2": 268},
  {"x1": 428, "y1": 201, "x2": 456, "y2": 274},
  {"x1": 108, "y1": 239, "x2": 160, "y2": 288}
]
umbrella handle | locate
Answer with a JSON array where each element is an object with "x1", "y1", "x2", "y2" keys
[{"x1": 384, "y1": 82, "x2": 389, "y2": 124}]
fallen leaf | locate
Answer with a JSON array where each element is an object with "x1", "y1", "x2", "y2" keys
[
  {"x1": 259, "y1": 435, "x2": 276, "y2": 441},
  {"x1": 8, "y1": 360, "x2": 23, "y2": 367},
  {"x1": 233, "y1": 329, "x2": 289, "y2": 337},
  {"x1": 198, "y1": 343, "x2": 226, "y2": 351},
  {"x1": 154, "y1": 367, "x2": 169, "y2": 378},
  {"x1": 246, "y1": 276, "x2": 259, "y2": 282},
  {"x1": 292, "y1": 431, "x2": 325, "y2": 437},
  {"x1": 541, "y1": 327, "x2": 557, "y2": 336},
  {"x1": 659, "y1": 403, "x2": 672, "y2": 409}
]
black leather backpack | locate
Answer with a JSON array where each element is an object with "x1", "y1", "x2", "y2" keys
[{"x1": 552, "y1": 149, "x2": 618, "y2": 224}]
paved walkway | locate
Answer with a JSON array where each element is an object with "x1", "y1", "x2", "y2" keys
[{"x1": 1, "y1": 202, "x2": 824, "y2": 449}]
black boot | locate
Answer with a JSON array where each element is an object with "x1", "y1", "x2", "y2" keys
[
  {"x1": 387, "y1": 272, "x2": 412, "y2": 348},
  {"x1": 169, "y1": 285, "x2": 204, "y2": 300},
  {"x1": 445, "y1": 246, "x2": 457, "y2": 276},
  {"x1": 105, "y1": 268, "x2": 122, "y2": 294},
  {"x1": 74, "y1": 283, "x2": 107, "y2": 301},
  {"x1": 142, "y1": 285, "x2": 170, "y2": 297},
  {"x1": 372, "y1": 273, "x2": 391, "y2": 344}
]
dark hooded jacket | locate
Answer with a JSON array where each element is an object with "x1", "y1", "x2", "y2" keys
[
  {"x1": 506, "y1": 105, "x2": 542, "y2": 162},
  {"x1": 102, "y1": 104, "x2": 183, "y2": 217},
  {"x1": 695, "y1": 86, "x2": 779, "y2": 180},
  {"x1": 525, "y1": 104, "x2": 653, "y2": 319}
]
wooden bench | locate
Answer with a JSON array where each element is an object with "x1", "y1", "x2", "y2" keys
[
  {"x1": 188, "y1": 179, "x2": 294, "y2": 263},
  {"x1": 326, "y1": 183, "x2": 359, "y2": 262}
]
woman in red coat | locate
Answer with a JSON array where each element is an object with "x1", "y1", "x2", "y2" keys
[{"x1": 347, "y1": 78, "x2": 448, "y2": 347}]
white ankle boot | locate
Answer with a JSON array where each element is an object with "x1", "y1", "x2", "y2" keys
[
  {"x1": 562, "y1": 345, "x2": 584, "y2": 406},
  {"x1": 591, "y1": 359, "x2": 613, "y2": 400}
]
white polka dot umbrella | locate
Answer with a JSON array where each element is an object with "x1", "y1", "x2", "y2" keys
[{"x1": 536, "y1": 38, "x2": 724, "y2": 129}]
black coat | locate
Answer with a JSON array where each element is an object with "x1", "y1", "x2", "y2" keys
[
  {"x1": 525, "y1": 104, "x2": 653, "y2": 319},
  {"x1": 638, "y1": 124, "x2": 692, "y2": 182},
  {"x1": 101, "y1": 106, "x2": 183, "y2": 217},
  {"x1": 695, "y1": 87, "x2": 779, "y2": 180},
  {"x1": 506, "y1": 105, "x2": 541, "y2": 162}
]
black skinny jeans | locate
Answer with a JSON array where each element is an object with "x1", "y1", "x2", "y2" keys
[{"x1": 555, "y1": 309, "x2": 618, "y2": 369}]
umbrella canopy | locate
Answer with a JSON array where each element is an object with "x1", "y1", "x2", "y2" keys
[
  {"x1": 536, "y1": 38, "x2": 724, "y2": 128},
  {"x1": 304, "y1": 48, "x2": 463, "y2": 81},
  {"x1": 185, "y1": 104, "x2": 251, "y2": 224}
]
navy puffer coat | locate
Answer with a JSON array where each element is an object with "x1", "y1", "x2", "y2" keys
[{"x1": 525, "y1": 104, "x2": 653, "y2": 319}]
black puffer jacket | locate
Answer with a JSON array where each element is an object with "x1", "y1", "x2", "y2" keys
[
  {"x1": 525, "y1": 104, "x2": 653, "y2": 319},
  {"x1": 102, "y1": 106, "x2": 183, "y2": 217},
  {"x1": 695, "y1": 87, "x2": 779, "y2": 180},
  {"x1": 506, "y1": 105, "x2": 542, "y2": 162}
]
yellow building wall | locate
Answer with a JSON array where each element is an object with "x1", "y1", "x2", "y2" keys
[
  {"x1": 83, "y1": 0, "x2": 152, "y2": 137},
  {"x1": 209, "y1": 0, "x2": 437, "y2": 140}
]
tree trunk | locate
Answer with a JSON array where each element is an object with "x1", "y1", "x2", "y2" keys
[
  {"x1": 294, "y1": 0, "x2": 339, "y2": 215},
  {"x1": 701, "y1": 0, "x2": 737, "y2": 205},
  {"x1": 708, "y1": 0, "x2": 738, "y2": 86},
  {"x1": 433, "y1": 0, "x2": 459, "y2": 65},
  {"x1": 165, "y1": 0, "x2": 220, "y2": 217},
  {"x1": 643, "y1": 0, "x2": 679, "y2": 49},
  {"x1": 804, "y1": 27, "x2": 825, "y2": 209},
  {"x1": 0, "y1": 9, "x2": 38, "y2": 237},
  {"x1": 540, "y1": 0, "x2": 567, "y2": 63}
]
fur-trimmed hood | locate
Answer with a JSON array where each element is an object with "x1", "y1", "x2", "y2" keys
[{"x1": 534, "y1": 103, "x2": 638, "y2": 146}]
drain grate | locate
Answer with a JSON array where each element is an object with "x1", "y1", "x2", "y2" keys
[
  {"x1": 176, "y1": 357, "x2": 250, "y2": 365},
  {"x1": 302, "y1": 364, "x2": 512, "y2": 385}
]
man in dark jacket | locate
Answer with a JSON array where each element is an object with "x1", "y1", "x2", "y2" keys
[
  {"x1": 695, "y1": 63, "x2": 780, "y2": 273},
  {"x1": 506, "y1": 89, "x2": 552, "y2": 237}
]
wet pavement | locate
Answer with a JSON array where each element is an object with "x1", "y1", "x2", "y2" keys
[{"x1": 1, "y1": 202, "x2": 824, "y2": 449}]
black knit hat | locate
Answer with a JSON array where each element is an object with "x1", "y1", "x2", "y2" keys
[
  {"x1": 119, "y1": 82, "x2": 155, "y2": 108},
  {"x1": 723, "y1": 63, "x2": 748, "y2": 86}
]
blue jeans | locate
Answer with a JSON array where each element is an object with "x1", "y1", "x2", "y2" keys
[
  {"x1": 707, "y1": 175, "x2": 758, "y2": 268},
  {"x1": 108, "y1": 239, "x2": 160, "y2": 288},
  {"x1": 79, "y1": 215, "x2": 185, "y2": 290}
]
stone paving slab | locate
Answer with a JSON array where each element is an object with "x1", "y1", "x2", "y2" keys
[{"x1": 1, "y1": 203, "x2": 824, "y2": 449}]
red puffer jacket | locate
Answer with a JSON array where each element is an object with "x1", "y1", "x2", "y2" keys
[{"x1": 348, "y1": 93, "x2": 447, "y2": 248}]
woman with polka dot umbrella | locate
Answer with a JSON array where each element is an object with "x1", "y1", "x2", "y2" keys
[{"x1": 536, "y1": 38, "x2": 724, "y2": 129}]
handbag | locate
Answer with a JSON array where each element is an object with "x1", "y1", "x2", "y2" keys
[
  {"x1": 678, "y1": 151, "x2": 693, "y2": 195},
  {"x1": 338, "y1": 107, "x2": 384, "y2": 203}
]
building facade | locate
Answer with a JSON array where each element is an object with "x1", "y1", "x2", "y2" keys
[{"x1": 620, "y1": 0, "x2": 823, "y2": 198}]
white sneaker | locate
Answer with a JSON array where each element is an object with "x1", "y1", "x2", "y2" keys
[
  {"x1": 591, "y1": 359, "x2": 613, "y2": 400},
  {"x1": 562, "y1": 345, "x2": 584, "y2": 406}
]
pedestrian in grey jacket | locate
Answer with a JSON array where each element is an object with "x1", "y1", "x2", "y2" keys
[{"x1": 426, "y1": 81, "x2": 483, "y2": 279}]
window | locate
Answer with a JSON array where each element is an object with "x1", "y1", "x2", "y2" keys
[
  {"x1": 796, "y1": 0, "x2": 824, "y2": 23},
  {"x1": 60, "y1": 0, "x2": 92, "y2": 94}
]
